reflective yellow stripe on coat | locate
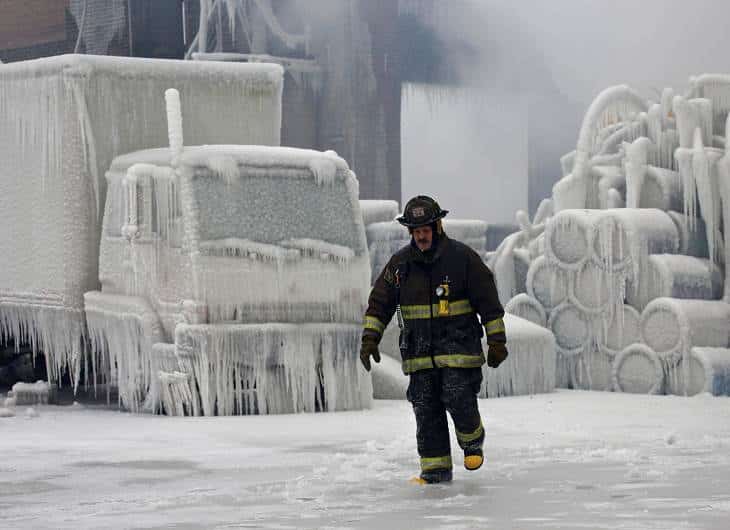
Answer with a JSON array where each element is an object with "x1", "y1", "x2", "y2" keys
[
  {"x1": 363, "y1": 315, "x2": 385, "y2": 335},
  {"x1": 484, "y1": 317, "x2": 505, "y2": 336},
  {"x1": 400, "y1": 299, "x2": 473, "y2": 320}
]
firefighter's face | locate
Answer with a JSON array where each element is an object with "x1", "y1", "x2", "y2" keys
[{"x1": 413, "y1": 225, "x2": 433, "y2": 251}]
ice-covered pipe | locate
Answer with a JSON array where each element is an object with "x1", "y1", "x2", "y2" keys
[
  {"x1": 627, "y1": 254, "x2": 723, "y2": 309},
  {"x1": 545, "y1": 209, "x2": 603, "y2": 270},
  {"x1": 591, "y1": 208, "x2": 679, "y2": 278},
  {"x1": 612, "y1": 344, "x2": 664, "y2": 394},
  {"x1": 165, "y1": 88, "x2": 184, "y2": 165},
  {"x1": 639, "y1": 167, "x2": 682, "y2": 211},
  {"x1": 532, "y1": 198, "x2": 554, "y2": 225},
  {"x1": 606, "y1": 188, "x2": 625, "y2": 209},
  {"x1": 595, "y1": 165, "x2": 625, "y2": 209},
  {"x1": 548, "y1": 302, "x2": 592, "y2": 358},
  {"x1": 666, "y1": 211, "x2": 711, "y2": 258},
  {"x1": 526, "y1": 255, "x2": 570, "y2": 309},
  {"x1": 560, "y1": 150, "x2": 576, "y2": 177},
  {"x1": 688, "y1": 74, "x2": 730, "y2": 135},
  {"x1": 666, "y1": 347, "x2": 730, "y2": 396},
  {"x1": 505, "y1": 293, "x2": 546, "y2": 328},
  {"x1": 566, "y1": 85, "x2": 649, "y2": 210},
  {"x1": 640, "y1": 298, "x2": 730, "y2": 361}
]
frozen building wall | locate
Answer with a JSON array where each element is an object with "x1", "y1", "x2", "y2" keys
[
  {"x1": 0, "y1": 54, "x2": 283, "y2": 384},
  {"x1": 185, "y1": 0, "x2": 402, "y2": 203}
]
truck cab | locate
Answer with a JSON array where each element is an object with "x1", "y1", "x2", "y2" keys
[{"x1": 86, "y1": 144, "x2": 372, "y2": 415}]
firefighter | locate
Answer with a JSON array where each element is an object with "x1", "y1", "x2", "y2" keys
[{"x1": 360, "y1": 195, "x2": 508, "y2": 484}]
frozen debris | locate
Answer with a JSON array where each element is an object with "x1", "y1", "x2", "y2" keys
[
  {"x1": 359, "y1": 200, "x2": 399, "y2": 226},
  {"x1": 0, "y1": 407, "x2": 15, "y2": 418},
  {"x1": 25, "y1": 407, "x2": 38, "y2": 419},
  {"x1": 158, "y1": 371, "x2": 195, "y2": 417},
  {"x1": 11, "y1": 381, "x2": 52, "y2": 405},
  {"x1": 482, "y1": 314, "x2": 556, "y2": 397}
]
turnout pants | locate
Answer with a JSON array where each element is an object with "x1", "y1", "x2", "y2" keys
[{"x1": 406, "y1": 367, "x2": 485, "y2": 473}]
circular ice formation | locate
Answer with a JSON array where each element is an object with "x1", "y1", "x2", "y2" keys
[
  {"x1": 505, "y1": 293, "x2": 547, "y2": 328},
  {"x1": 545, "y1": 210, "x2": 596, "y2": 270},
  {"x1": 526, "y1": 255, "x2": 570, "y2": 309},
  {"x1": 612, "y1": 344, "x2": 664, "y2": 394},
  {"x1": 548, "y1": 302, "x2": 590, "y2": 355}
]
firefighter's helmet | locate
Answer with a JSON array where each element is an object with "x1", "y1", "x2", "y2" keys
[{"x1": 396, "y1": 195, "x2": 449, "y2": 228}]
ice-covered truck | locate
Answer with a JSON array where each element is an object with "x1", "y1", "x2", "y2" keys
[{"x1": 0, "y1": 55, "x2": 372, "y2": 414}]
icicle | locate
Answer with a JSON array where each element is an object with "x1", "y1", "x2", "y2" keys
[
  {"x1": 164, "y1": 88, "x2": 184, "y2": 166},
  {"x1": 624, "y1": 137, "x2": 650, "y2": 208},
  {"x1": 174, "y1": 323, "x2": 372, "y2": 415},
  {"x1": 206, "y1": 155, "x2": 240, "y2": 185},
  {"x1": 690, "y1": 98, "x2": 714, "y2": 146},
  {"x1": 717, "y1": 154, "x2": 730, "y2": 301},
  {"x1": 691, "y1": 129, "x2": 724, "y2": 264}
]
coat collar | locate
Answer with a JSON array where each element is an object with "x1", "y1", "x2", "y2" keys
[{"x1": 409, "y1": 234, "x2": 450, "y2": 264}]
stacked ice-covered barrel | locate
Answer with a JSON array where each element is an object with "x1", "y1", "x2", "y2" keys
[{"x1": 513, "y1": 80, "x2": 730, "y2": 396}]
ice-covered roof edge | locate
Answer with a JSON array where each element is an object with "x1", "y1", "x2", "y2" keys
[{"x1": 0, "y1": 54, "x2": 283, "y2": 85}]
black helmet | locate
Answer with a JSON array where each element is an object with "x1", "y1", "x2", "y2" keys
[{"x1": 396, "y1": 195, "x2": 449, "y2": 228}]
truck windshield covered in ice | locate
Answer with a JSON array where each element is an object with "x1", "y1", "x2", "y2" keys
[{"x1": 191, "y1": 165, "x2": 365, "y2": 258}]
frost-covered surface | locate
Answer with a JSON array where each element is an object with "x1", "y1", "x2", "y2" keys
[
  {"x1": 2, "y1": 392, "x2": 730, "y2": 529},
  {"x1": 504, "y1": 292, "x2": 546, "y2": 328},
  {"x1": 9, "y1": 381, "x2": 52, "y2": 405},
  {"x1": 483, "y1": 314, "x2": 555, "y2": 397},
  {"x1": 359, "y1": 199, "x2": 399, "y2": 226},
  {"x1": 93, "y1": 144, "x2": 371, "y2": 413},
  {"x1": 174, "y1": 323, "x2": 371, "y2": 415},
  {"x1": 0, "y1": 55, "x2": 283, "y2": 383}
]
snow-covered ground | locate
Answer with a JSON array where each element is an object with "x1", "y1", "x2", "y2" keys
[{"x1": 2, "y1": 391, "x2": 729, "y2": 529}]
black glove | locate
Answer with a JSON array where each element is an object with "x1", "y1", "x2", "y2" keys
[
  {"x1": 360, "y1": 335, "x2": 381, "y2": 372},
  {"x1": 487, "y1": 342, "x2": 508, "y2": 368}
]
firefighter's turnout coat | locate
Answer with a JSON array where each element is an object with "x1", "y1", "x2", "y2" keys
[{"x1": 363, "y1": 235, "x2": 506, "y2": 373}]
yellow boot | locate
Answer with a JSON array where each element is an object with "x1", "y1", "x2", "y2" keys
[{"x1": 464, "y1": 449, "x2": 483, "y2": 471}]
